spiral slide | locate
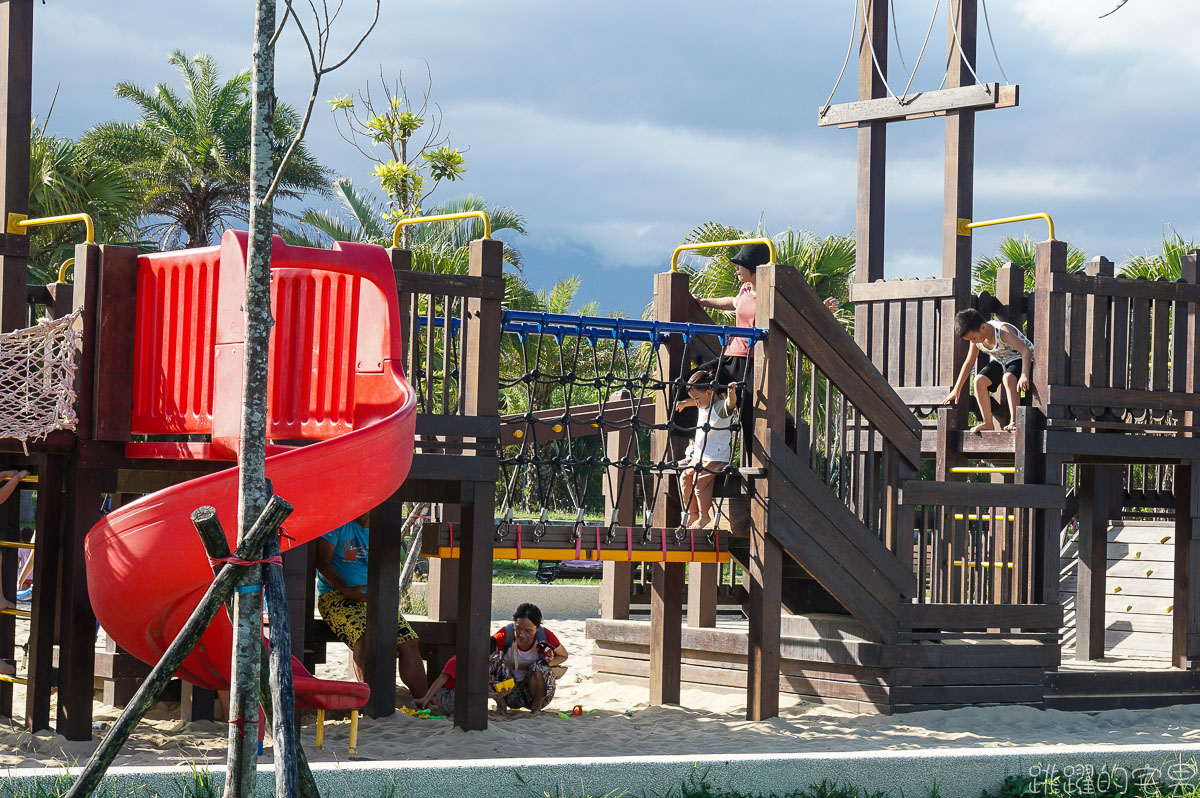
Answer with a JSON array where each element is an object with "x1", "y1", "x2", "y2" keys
[{"x1": 84, "y1": 231, "x2": 417, "y2": 705}]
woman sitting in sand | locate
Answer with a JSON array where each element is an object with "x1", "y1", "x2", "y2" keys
[
  {"x1": 0, "y1": 469, "x2": 29, "y2": 677},
  {"x1": 492, "y1": 603, "x2": 568, "y2": 713}
]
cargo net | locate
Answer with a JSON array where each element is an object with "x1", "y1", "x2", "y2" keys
[
  {"x1": 0, "y1": 310, "x2": 82, "y2": 452},
  {"x1": 495, "y1": 310, "x2": 763, "y2": 559}
]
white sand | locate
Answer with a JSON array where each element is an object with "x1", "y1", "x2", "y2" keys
[{"x1": 3, "y1": 618, "x2": 1199, "y2": 769}]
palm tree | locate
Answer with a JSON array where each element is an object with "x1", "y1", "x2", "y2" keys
[
  {"x1": 1119, "y1": 226, "x2": 1197, "y2": 280},
  {"x1": 288, "y1": 181, "x2": 526, "y2": 272},
  {"x1": 27, "y1": 123, "x2": 143, "y2": 283},
  {"x1": 973, "y1": 234, "x2": 1088, "y2": 295},
  {"x1": 82, "y1": 51, "x2": 330, "y2": 249},
  {"x1": 678, "y1": 222, "x2": 854, "y2": 326}
]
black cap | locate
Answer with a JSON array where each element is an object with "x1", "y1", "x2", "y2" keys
[{"x1": 730, "y1": 242, "x2": 771, "y2": 269}]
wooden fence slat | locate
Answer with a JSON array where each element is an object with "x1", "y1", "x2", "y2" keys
[
  {"x1": 904, "y1": 299, "x2": 919, "y2": 388},
  {"x1": 1150, "y1": 297, "x2": 1171, "y2": 421}
]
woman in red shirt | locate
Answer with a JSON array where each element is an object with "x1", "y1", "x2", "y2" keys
[{"x1": 492, "y1": 603, "x2": 568, "y2": 713}]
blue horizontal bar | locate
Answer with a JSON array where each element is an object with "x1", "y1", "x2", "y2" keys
[
  {"x1": 500, "y1": 310, "x2": 766, "y2": 342},
  {"x1": 416, "y1": 316, "x2": 463, "y2": 332}
]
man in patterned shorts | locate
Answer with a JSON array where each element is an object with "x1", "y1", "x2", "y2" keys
[{"x1": 316, "y1": 513, "x2": 428, "y2": 702}]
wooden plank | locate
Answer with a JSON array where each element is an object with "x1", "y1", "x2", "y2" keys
[
  {"x1": 884, "y1": 641, "x2": 1060, "y2": 669},
  {"x1": 818, "y1": 83, "x2": 1016, "y2": 127},
  {"x1": 893, "y1": 667, "x2": 1045, "y2": 687},
  {"x1": 891, "y1": 683, "x2": 1042, "y2": 706},
  {"x1": 454, "y1": 237, "x2": 502, "y2": 731},
  {"x1": 1129, "y1": 293, "x2": 1151, "y2": 395},
  {"x1": 1045, "y1": 693, "x2": 1200, "y2": 712},
  {"x1": 903, "y1": 299, "x2": 920, "y2": 388},
  {"x1": 1150, "y1": 297, "x2": 1171, "y2": 417},
  {"x1": 416, "y1": 413, "x2": 499, "y2": 439},
  {"x1": 394, "y1": 269, "x2": 505, "y2": 300},
  {"x1": 1075, "y1": 465, "x2": 1107, "y2": 660},
  {"x1": 898, "y1": 603, "x2": 1061, "y2": 631},
  {"x1": 1184, "y1": 254, "x2": 1199, "y2": 431},
  {"x1": 363, "y1": 502, "x2": 404, "y2": 719},
  {"x1": 1044, "y1": 431, "x2": 1200, "y2": 461},
  {"x1": 1049, "y1": 271, "x2": 1200, "y2": 304},
  {"x1": 409, "y1": 453, "x2": 497, "y2": 482},
  {"x1": 920, "y1": 298, "x2": 937, "y2": 387},
  {"x1": 1044, "y1": 669, "x2": 1200, "y2": 694},
  {"x1": 1067, "y1": 291, "x2": 1088, "y2": 392},
  {"x1": 0, "y1": 0, "x2": 33, "y2": 333},
  {"x1": 649, "y1": 270, "x2": 688, "y2": 707},
  {"x1": 24, "y1": 456, "x2": 61, "y2": 732},
  {"x1": 57, "y1": 466, "x2": 102, "y2": 739},
  {"x1": 770, "y1": 435, "x2": 914, "y2": 594},
  {"x1": 1174, "y1": 463, "x2": 1199, "y2": 667},
  {"x1": 92, "y1": 246, "x2": 138, "y2": 441},
  {"x1": 853, "y1": 0, "x2": 887, "y2": 285},
  {"x1": 1032, "y1": 241, "x2": 1069, "y2": 415},
  {"x1": 898, "y1": 480, "x2": 1065, "y2": 509},
  {"x1": 850, "y1": 278, "x2": 956, "y2": 303}
]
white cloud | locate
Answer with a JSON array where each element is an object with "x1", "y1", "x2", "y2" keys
[{"x1": 1012, "y1": 0, "x2": 1200, "y2": 69}]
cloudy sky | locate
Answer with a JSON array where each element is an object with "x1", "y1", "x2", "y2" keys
[{"x1": 29, "y1": 0, "x2": 1200, "y2": 314}]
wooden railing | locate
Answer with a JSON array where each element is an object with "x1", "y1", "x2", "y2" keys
[
  {"x1": 900, "y1": 481, "x2": 1066, "y2": 605},
  {"x1": 755, "y1": 264, "x2": 922, "y2": 640},
  {"x1": 393, "y1": 245, "x2": 504, "y2": 460},
  {"x1": 1034, "y1": 245, "x2": 1199, "y2": 431},
  {"x1": 848, "y1": 267, "x2": 1023, "y2": 418}
]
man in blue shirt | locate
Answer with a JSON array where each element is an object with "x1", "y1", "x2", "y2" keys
[{"x1": 316, "y1": 513, "x2": 428, "y2": 702}]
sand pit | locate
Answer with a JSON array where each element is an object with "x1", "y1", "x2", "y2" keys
[{"x1": 2, "y1": 618, "x2": 1200, "y2": 771}]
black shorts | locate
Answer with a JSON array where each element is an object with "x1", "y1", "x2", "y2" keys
[{"x1": 978, "y1": 358, "x2": 1022, "y2": 388}]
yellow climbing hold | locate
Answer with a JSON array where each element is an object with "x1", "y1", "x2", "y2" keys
[
  {"x1": 513, "y1": 430, "x2": 524, "y2": 439},
  {"x1": 1161, "y1": 536, "x2": 1172, "y2": 544},
  {"x1": 553, "y1": 424, "x2": 563, "y2": 433},
  {"x1": 1113, "y1": 586, "x2": 1122, "y2": 593},
  {"x1": 1165, "y1": 605, "x2": 1174, "y2": 614}
]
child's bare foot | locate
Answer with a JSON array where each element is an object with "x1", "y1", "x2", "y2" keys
[
  {"x1": 1003, "y1": 422, "x2": 1016, "y2": 432},
  {"x1": 969, "y1": 419, "x2": 1000, "y2": 433}
]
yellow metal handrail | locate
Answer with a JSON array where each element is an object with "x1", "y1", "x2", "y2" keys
[
  {"x1": 7, "y1": 212, "x2": 96, "y2": 244},
  {"x1": 957, "y1": 213, "x2": 1055, "y2": 241},
  {"x1": 391, "y1": 211, "x2": 492, "y2": 248},
  {"x1": 670, "y1": 237, "x2": 776, "y2": 273},
  {"x1": 56, "y1": 257, "x2": 75, "y2": 285}
]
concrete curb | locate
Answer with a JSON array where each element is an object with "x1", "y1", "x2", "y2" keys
[
  {"x1": 410, "y1": 582, "x2": 601, "y2": 620},
  {"x1": 6, "y1": 742, "x2": 1200, "y2": 798}
]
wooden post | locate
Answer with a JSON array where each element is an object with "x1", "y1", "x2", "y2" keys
[
  {"x1": 855, "y1": 0, "x2": 888, "y2": 285},
  {"x1": 1173, "y1": 462, "x2": 1200, "y2": 669},
  {"x1": 995, "y1": 262, "x2": 1025, "y2": 329},
  {"x1": 363, "y1": 501, "x2": 404, "y2": 718},
  {"x1": 1032, "y1": 240, "x2": 1069, "y2": 416},
  {"x1": 601, "y1": 391, "x2": 633, "y2": 620},
  {"x1": 1075, "y1": 464, "x2": 1107, "y2": 660},
  {"x1": 455, "y1": 237, "x2": 502, "y2": 730},
  {"x1": 0, "y1": 0, "x2": 32, "y2": 334},
  {"x1": 747, "y1": 263, "x2": 784, "y2": 721},
  {"x1": 649, "y1": 271, "x2": 688, "y2": 706},
  {"x1": 0, "y1": 482, "x2": 17, "y2": 718},
  {"x1": 1183, "y1": 252, "x2": 1198, "y2": 434}
]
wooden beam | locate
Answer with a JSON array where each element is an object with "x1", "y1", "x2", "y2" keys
[
  {"x1": 455, "y1": 237, "x2": 502, "y2": 731},
  {"x1": 819, "y1": 83, "x2": 1017, "y2": 127},
  {"x1": 0, "y1": 0, "x2": 33, "y2": 333},
  {"x1": 649, "y1": 271, "x2": 688, "y2": 706},
  {"x1": 898, "y1": 479, "x2": 1065, "y2": 509},
  {"x1": 1173, "y1": 463, "x2": 1200, "y2": 668},
  {"x1": 854, "y1": 0, "x2": 888, "y2": 284},
  {"x1": 849, "y1": 278, "x2": 956, "y2": 302}
]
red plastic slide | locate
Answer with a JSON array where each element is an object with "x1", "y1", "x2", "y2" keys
[{"x1": 85, "y1": 232, "x2": 417, "y2": 700}]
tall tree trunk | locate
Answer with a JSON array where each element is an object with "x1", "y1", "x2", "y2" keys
[{"x1": 226, "y1": 1, "x2": 276, "y2": 795}]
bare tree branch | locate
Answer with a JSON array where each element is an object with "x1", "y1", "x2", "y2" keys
[
  {"x1": 1099, "y1": 0, "x2": 1131, "y2": 18},
  {"x1": 265, "y1": 0, "x2": 381, "y2": 204}
]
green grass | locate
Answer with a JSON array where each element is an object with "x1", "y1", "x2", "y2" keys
[{"x1": 492, "y1": 558, "x2": 601, "y2": 585}]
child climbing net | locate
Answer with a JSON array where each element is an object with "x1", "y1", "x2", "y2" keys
[{"x1": 495, "y1": 311, "x2": 761, "y2": 549}]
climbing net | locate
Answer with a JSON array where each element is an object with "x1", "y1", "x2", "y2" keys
[
  {"x1": 0, "y1": 310, "x2": 82, "y2": 450},
  {"x1": 495, "y1": 310, "x2": 764, "y2": 555}
]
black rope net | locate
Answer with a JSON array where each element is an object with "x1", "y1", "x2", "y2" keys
[{"x1": 495, "y1": 312, "x2": 760, "y2": 556}]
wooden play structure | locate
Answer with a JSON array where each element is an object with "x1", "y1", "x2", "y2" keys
[{"x1": 0, "y1": 0, "x2": 1196, "y2": 747}]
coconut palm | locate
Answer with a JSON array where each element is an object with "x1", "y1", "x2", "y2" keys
[
  {"x1": 27, "y1": 123, "x2": 143, "y2": 283},
  {"x1": 288, "y1": 180, "x2": 526, "y2": 272},
  {"x1": 678, "y1": 222, "x2": 854, "y2": 326},
  {"x1": 973, "y1": 234, "x2": 1088, "y2": 295},
  {"x1": 82, "y1": 51, "x2": 329, "y2": 249},
  {"x1": 1119, "y1": 226, "x2": 1197, "y2": 280}
]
